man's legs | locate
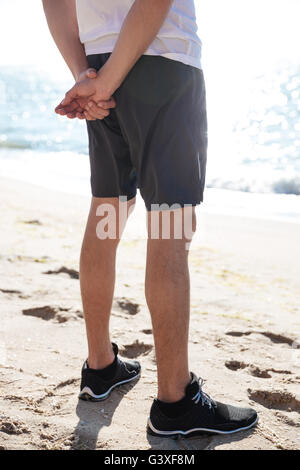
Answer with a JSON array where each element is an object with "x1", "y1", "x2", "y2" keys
[
  {"x1": 145, "y1": 208, "x2": 196, "y2": 403},
  {"x1": 80, "y1": 196, "x2": 135, "y2": 370}
]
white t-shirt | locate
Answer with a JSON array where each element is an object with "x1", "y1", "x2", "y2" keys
[{"x1": 76, "y1": 0, "x2": 202, "y2": 69}]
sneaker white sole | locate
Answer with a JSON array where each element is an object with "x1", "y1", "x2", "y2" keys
[
  {"x1": 79, "y1": 372, "x2": 140, "y2": 401},
  {"x1": 147, "y1": 415, "x2": 258, "y2": 438}
]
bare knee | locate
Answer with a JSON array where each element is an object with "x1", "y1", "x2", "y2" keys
[
  {"x1": 147, "y1": 206, "x2": 196, "y2": 242},
  {"x1": 84, "y1": 196, "x2": 135, "y2": 244},
  {"x1": 189, "y1": 209, "x2": 197, "y2": 238}
]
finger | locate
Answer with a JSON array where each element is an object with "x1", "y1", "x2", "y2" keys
[
  {"x1": 55, "y1": 108, "x2": 67, "y2": 116},
  {"x1": 59, "y1": 84, "x2": 79, "y2": 108},
  {"x1": 56, "y1": 106, "x2": 74, "y2": 116},
  {"x1": 86, "y1": 102, "x2": 110, "y2": 118},
  {"x1": 66, "y1": 113, "x2": 76, "y2": 119},
  {"x1": 56, "y1": 100, "x2": 80, "y2": 115},
  {"x1": 85, "y1": 68, "x2": 97, "y2": 79},
  {"x1": 88, "y1": 110, "x2": 110, "y2": 120},
  {"x1": 97, "y1": 98, "x2": 116, "y2": 109},
  {"x1": 88, "y1": 108, "x2": 110, "y2": 119},
  {"x1": 55, "y1": 102, "x2": 75, "y2": 114},
  {"x1": 76, "y1": 112, "x2": 86, "y2": 120},
  {"x1": 86, "y1": 99, "x2": 115, "y2": 111},
  {"x1": 84, "y1": 111, "x2": 96, "y2": 121}
]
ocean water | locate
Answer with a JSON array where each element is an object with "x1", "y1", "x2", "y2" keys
[
  {"x1": 0, "y1": 0, "x2": 299, "y2": 223},
  {"x1": 207, "y1": 66, "x2": 300, "y2": 194}
]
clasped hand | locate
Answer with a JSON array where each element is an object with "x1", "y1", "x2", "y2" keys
[{"x1": 55, "y1": 68, "x2": 116, "y2": 121}]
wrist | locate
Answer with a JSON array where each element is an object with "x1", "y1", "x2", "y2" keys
[
  {"x1": 72, "y1": 60, "x2": 90, "y2": 82},
  {"x1": 96, "y1": 61, "x2": 122, "y2": 97},
  {"x1": 74, "y1": 67, "x2": 87, "y2": 82}
]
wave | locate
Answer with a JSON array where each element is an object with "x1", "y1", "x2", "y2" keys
[
  {"x1": 0, "y1": 146, "x2": 299, "y2": 197},
  {"x1": 272, "y1": 178, "x2": 300, "y2": 196},
  {"x1": 207, "y1": 177, "x2": 300, "y2": 196}
]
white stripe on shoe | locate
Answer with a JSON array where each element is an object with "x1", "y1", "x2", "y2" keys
[
  {"x1": 79, "y1": 372, "x2": 140, "y2": 401},
  {"x1": 147, "y1": 415, "x2": 258, "y2": 437}
]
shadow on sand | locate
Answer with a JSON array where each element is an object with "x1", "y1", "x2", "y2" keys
[
  {"x1": 70, "y1": 378, "x2": 140, "y2": 450},
  {"x1": 147, "y1": 426, "x2": 257, "y2": 450}
]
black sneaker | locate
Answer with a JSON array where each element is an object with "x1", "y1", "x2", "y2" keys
[
  {"x1": 79, "y1": 343, "x2": 141, "y2": 401},
  {"x1": 147, "y1": 373, "x2": 258, "y2": 438}
]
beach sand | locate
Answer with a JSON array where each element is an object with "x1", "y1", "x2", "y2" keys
[{"x1": 0, "y1": 176, "x2": 299, "y2": 450}]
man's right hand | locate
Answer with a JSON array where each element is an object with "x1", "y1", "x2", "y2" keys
[{"x1": 56, "y1": 68, "x2": 116, "y2": 121}]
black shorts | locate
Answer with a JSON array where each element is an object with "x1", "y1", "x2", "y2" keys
[{"x1": 87, "y1": 53, "x2": 207, "y2": 211}]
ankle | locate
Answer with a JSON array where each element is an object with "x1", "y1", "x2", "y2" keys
[
  {"x1": 88, "y1": 346, "x2": 115, "y2": 370},
  {"x1": 88, "y1": 357, "x2": 114, "y2": 370},
  {"x1": 158, "y1": 391, "x2": 185, "y2": 403},
  {"x1": 157, "y1": 374, "x2": 191, "y2": 403}
]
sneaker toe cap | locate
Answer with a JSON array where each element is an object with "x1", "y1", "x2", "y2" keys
[
  {"x1": 216, "y1": 401, "x2": 258, "y2": 429},
  {"x1": 245, "y1": 408, "x2": 258, "y2": 426},
  {"x1": 124, "y1": 359, "x2": 141, "y2": 375}
]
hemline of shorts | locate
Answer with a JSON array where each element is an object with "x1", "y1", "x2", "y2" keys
[{"x1": 91, "y1": 192, "x2": 203, "y2": 211}]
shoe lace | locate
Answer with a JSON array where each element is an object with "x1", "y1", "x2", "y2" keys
[{"x1": 191, "y1": 377, "x2": 214, "y2": 409}]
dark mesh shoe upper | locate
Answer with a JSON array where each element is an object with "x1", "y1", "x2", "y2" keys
[
  {"x1": 150, "y1": 373, "x2": 257, "y2": 433},
  {"x1": 80, "y1": 343, "x2": 140, "y2": 396}
]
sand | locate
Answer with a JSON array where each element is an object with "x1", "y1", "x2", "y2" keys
[{"x1": 0, "y1": 176, "x2": 299, "y2": 450}]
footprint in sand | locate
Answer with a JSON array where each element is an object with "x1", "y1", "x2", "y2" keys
[
  {"x1": 0, "y1": 416, "x2": 30, "y2": 435},
  {"x1": 275, "y1": 411, "x2": 300, "y2": 428},
  {"x1": 225, "y1": 360, "x2": 248, "y2": 371},
  {"x1": 248, "y1": 388, "x2": 300, "y2": 412},
  {"x1": 120, "y1": 340, "x2": 153, "y2": 358},
  {"x1": 248, "y1": 366, "x2": 273, "y2": 379},
  {"x1": 141, "y1": 329, "x2": 152, "y2": 335},
  {"x1": 43, "y1": 266, "x2": 79, "y2": 280},
  {"x1": 22, "y1": 219, "x2": 42, "y2": 226},
  {"x1": 225, "y1": 331, "x2": 252, "y2": 338},
  {"x1": 0, "y1": 288, "x2": 28, "y2": 299},
  {"x1": 54, "y1": 378, "x2": 80, "y2": 390},
  {"x1": 225, "y1": 360, "x2": 292, "y2": 379},
  {"x1": 225, "y1": 360, "x2": 271, "y2": 378},
  {"x1": 0, "y1": 288, "x2": 22, "y2": 295},
  {"x1": 5, "y1": 386, "x2": 71, "y2": 417},
  {"x1": 115, "y1": 297, "x2": 140, "y2": 316},
  {"x1": 22, "y1": 306, "x2": 82, "y2": 323},
  {"x1": 226, "y1": 330, "x2": 297, "y2": 347}
]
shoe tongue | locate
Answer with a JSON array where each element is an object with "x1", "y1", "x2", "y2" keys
[{"x1": 185, "y1": 372, "x2": 200, "y2": 399}]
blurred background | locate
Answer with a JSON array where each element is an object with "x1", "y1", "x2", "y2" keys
[{"x1": 0, "y1": 0, "x2": 300, "y2": 222}]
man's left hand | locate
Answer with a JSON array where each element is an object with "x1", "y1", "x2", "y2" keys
[{"x1": 56, "y1": 74, "x2": 115, "y2": 121}]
